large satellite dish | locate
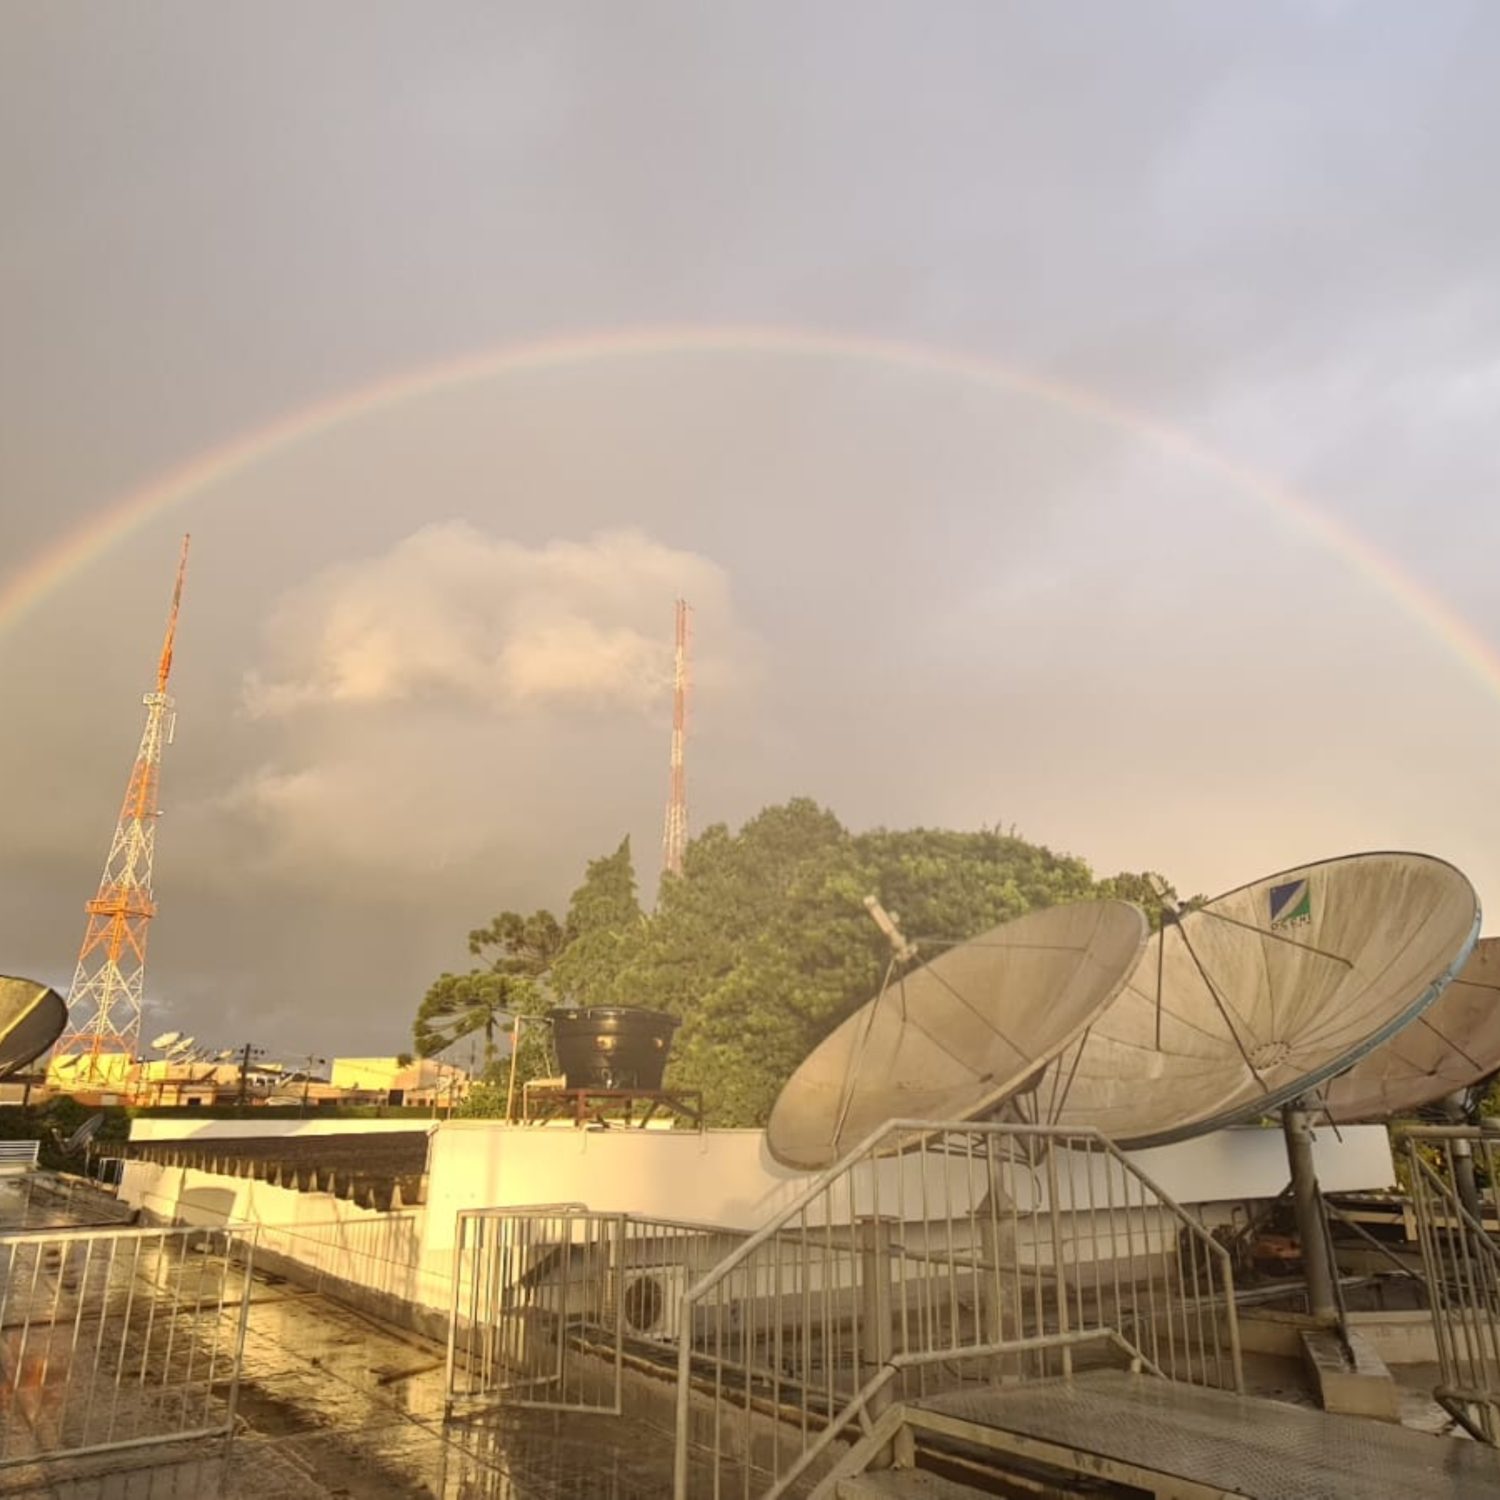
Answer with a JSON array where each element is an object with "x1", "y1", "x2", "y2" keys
[
  {"x1": 150, "y1": 1030, "x2": 182, "y2": 1050},
  {"x1": 1319, "y1": 936, "x2": 1500, "y2": 1122},
  {"x1": 0, "y1": 978, "x2": 68, "y2": 1079},
  {"x1": 766, "y1": 900, "x2": 1150, "y2": 1170},
  {"x1": 1034, "y1": 853, "x2": 1480, "y2": 1148}
]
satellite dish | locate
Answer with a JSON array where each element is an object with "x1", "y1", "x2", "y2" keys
[
  {"x1": 766, "y1": 900, "x2": 1150, "y2": 1170},
  {"x1": 166, "y1": 1036, "x2": 197, "y2": 1059},
  {"x1": 216, "y1": 1048, "x2": 235, "y2": 1061},
  {"x1": 150, "y1": 1030, "x2": 182, "y2": 1050},
  {"x1": 61, "y1": 1114, "x2": 104, "y2": 1155},
  {"x1": 1034, "y1": 853, "x2": 1480, "y2": 1148},
  {"x1": 1318, "y1": 936, "x2": 1500, "y2": 1122},
  {"x1": 0, "y1": 978, "x2": 68, "y2": 1079}
]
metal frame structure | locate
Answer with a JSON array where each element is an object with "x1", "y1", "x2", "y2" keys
[
  {"x1": 521, "y1": 1084, "x2": 705, "y2": 1130},
  {"x1": 444, "y1": 1206, "x2": 750, "y2": 1420},
  {"x1": 670, "y1": 1118, "x2": 1241, "y2": 1500},
  {"x1": 1397, "y1": 1125, "x2": 1500, "y2": 1443},
  {"x1": 0, "y1": 1218, "x2": 253, "y2": 1466},
  {"x1": 661, "y1": 597, "x2": 690, "y2": 878},
  {"x1": 54, "y1": 536, "x2": 191, "y2": 1081},
  {"x1": 447, "y1": 1205, "x2": 626, "y2": 1417}
]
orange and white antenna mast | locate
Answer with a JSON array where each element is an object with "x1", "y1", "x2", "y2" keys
[
  {"x1": 662, "y1": 598, "x2": 691, "y2": 878},
  {"x1": 54, "y1": 535, "x2": 190, "y2": 1081}
]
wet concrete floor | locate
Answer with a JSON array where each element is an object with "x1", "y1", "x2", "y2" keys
[{"x1": 0, "y1": 1273, "x2": 687, "y2": 1500}]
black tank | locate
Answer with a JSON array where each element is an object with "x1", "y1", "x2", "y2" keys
[{"x1": 548, "y1": 1006, "x2": 680, "y2": 1091}]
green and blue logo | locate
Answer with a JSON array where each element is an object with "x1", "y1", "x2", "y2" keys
[{"x1": 1269, "y1": 879, "x2": 1311, "y2": 929}]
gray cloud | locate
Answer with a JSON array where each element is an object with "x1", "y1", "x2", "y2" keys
[{"x1": 4, "y1": 1, "x2": 1500, "y2": 1057}]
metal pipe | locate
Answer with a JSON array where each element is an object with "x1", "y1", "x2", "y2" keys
[
  {"x1": 1281, "y1": 1101, "x2": 1339, "y2": 1325},
  {"x1": 1443, "y1": 1092, "x2": 1487, "y2": 1227}
]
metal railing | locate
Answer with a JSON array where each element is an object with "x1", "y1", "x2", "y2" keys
[
  {"x1": 444, "y1": 1206, "x2": 750, "y2": 1419},
  {"x1": 0, "y1": 1141, "x2": 40, "y2": 1174},
  {"x1": 0, "y1": 1221, "x2": 254, "y2": 1465},
  {"x1": 255, "y1": 1212, "x2": 450, "y2": 1310},
  {"x1": 671, "y1": 1120, "x2": 1241, "y2": 1500},
  {"x1": 447, "y1": 1205, "x2": 625, "y2": 1416},
  {"x1": 1398, "y1": 1126, "x2": 1500, "y2": 1443}
]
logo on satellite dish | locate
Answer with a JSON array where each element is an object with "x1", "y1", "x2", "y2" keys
[{"x1": 1269, "y1": 879, "x2": 1312, "y2": 929}]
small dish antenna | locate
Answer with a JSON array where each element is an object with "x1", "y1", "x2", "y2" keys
[
  {"x1": 1320, "y1": 936, "x2": 1500, "y2": 1122},
  {"x1": 61, "y1": 1114, "x2": 104, "y2": 1155},
  {"x1": 150, "y1": 1030, "x2": 182, "y2": 1050},
  {"x1": 1036, "y1": 852, "x2": 1480, "y2": 1147},
  {"x1": 766, "y1": 899, "x2": 1150, "y2": 1170}
]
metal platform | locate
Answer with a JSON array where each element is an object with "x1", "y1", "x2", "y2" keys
[
  {"x1": 904, "y1": 1371, "x2": 1500, "y2": 1500},
  {"x1": 521, "y1": 1086, "x2": 704, "y2": 1129}
]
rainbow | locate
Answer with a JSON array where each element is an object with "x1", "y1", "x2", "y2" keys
[{"x1": 3, "y1": 323, "x2": 1495, "y2": 695}]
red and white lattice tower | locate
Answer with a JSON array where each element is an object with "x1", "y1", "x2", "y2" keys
[
  {"x1": 53, "y1": 536, "x2": 190, "y2": 1080},
  {"x1": 661, "y1": 598, "x2": 691, "y2": 877}
]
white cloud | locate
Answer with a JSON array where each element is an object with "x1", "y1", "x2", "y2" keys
[
  {"x1": 245, "y1": 523, "x2": 739, "y2": 718},
  {"x1": 225, "y1": 523, "x2": 759, "y2": 888}
]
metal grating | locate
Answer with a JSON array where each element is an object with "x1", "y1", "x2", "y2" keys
[{"x1": 911, "y1": 1371, "x2": 1500, "y2": 1500}]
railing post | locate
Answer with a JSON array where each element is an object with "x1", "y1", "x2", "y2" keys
[
  {"x1": 858, "y1": 1215, "x2": 895, "y2": 1459},
  {"x1": 978, "y1": 1151, "x2": 1020, "y2": 1378}
]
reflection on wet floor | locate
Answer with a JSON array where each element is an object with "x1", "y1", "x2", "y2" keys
[{"x1": 0, "y1": 1270, "x2": 689, "y2": 1499}]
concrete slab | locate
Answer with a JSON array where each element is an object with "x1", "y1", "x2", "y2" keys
[{"x1": 1300, "y1": 1326, "x2": 1400, "y2": 1422}]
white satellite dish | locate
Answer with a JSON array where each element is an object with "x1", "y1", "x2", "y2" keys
[
  {"x1": 1034, "y1": 852, "x2": 1480, "y2": 1148},
  {"x1": 150, "y1": 1030, "x2": 182, "y2": 1050},
  {"x1": 1319, "y1": 936, "x2": 1500, "y2": 1122},
  {"x1": 766, "y1": 900, "x2": 1150, "y2": 1170},
  {"x1": 216, "y1": 1048, "x2": 235, "y2": 1061}
]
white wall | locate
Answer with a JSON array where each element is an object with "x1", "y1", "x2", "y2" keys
[
  {"x1": 121, "y1": 1157, "x2": 449, "y2": 1310},
  {"x1": 1130, "y1": 1123, "x2": 1394, "y2": 1201},
  {"x1": 123, "y1": 1116, "x2": 1395, "y2": 1306},
  {"x1": 416, "y1": 1119, "x2": 1395, "y2": 1260}
]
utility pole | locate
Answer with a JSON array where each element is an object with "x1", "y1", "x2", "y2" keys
[
  {"x1": 235, "y1": 1042, "x2": 264, "y2": 1107},
  {"x1": 299, "y1": 1054, "x2": 327, "y2": 1116}
]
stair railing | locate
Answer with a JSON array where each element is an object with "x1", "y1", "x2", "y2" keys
[{"x1": 671, "y1": 1118, "x2": 1241, "y2": 1500}]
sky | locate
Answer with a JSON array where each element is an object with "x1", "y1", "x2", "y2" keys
[{"x1": 3, "y1": 2, "x2": 1500, "y2": 1062}]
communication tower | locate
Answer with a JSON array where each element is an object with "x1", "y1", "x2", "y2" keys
[
  {"x1": 53, "y1": 536, "x2": 190, "y2": 1082},
  {"x1": 661, "y1": 598, "x2": 691, "y2": 878}
]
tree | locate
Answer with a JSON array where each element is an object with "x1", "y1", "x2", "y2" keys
[
  {"x1": 413, "y1": 970, "x2": 542, "y2": 1066},
  {"x1": 466, "y1": 909, "x2": 565, "y2": 976},
  {"x1": 417, "y1": 801, "x2": 1175, "y2": 1129},
  {"x1": 549, "y1": 836, "x2": 645, "y2": 1008}
]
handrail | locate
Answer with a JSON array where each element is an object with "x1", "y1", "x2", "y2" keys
[
  {"x1": 761, "y1": 1329, "x2": 1142, "y2": 1500},
  {"x1": 1398, "y1": 1131, "x2": 1500, "y2": 1444},
  {"x1": 679, "y1": 1118, "x2": 1108, "y2": 1304},
  {"x1": 671, "y1": 1119, "x2": 1241, "y2": 1500}
]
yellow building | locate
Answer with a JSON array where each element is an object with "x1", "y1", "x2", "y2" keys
[
  {"x1": 331, "y1": 1056, "x2": 468, "y2": 1106},
  {"x1": 46, "y1": 1050, "x2": 137, "y2": 1093}
]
